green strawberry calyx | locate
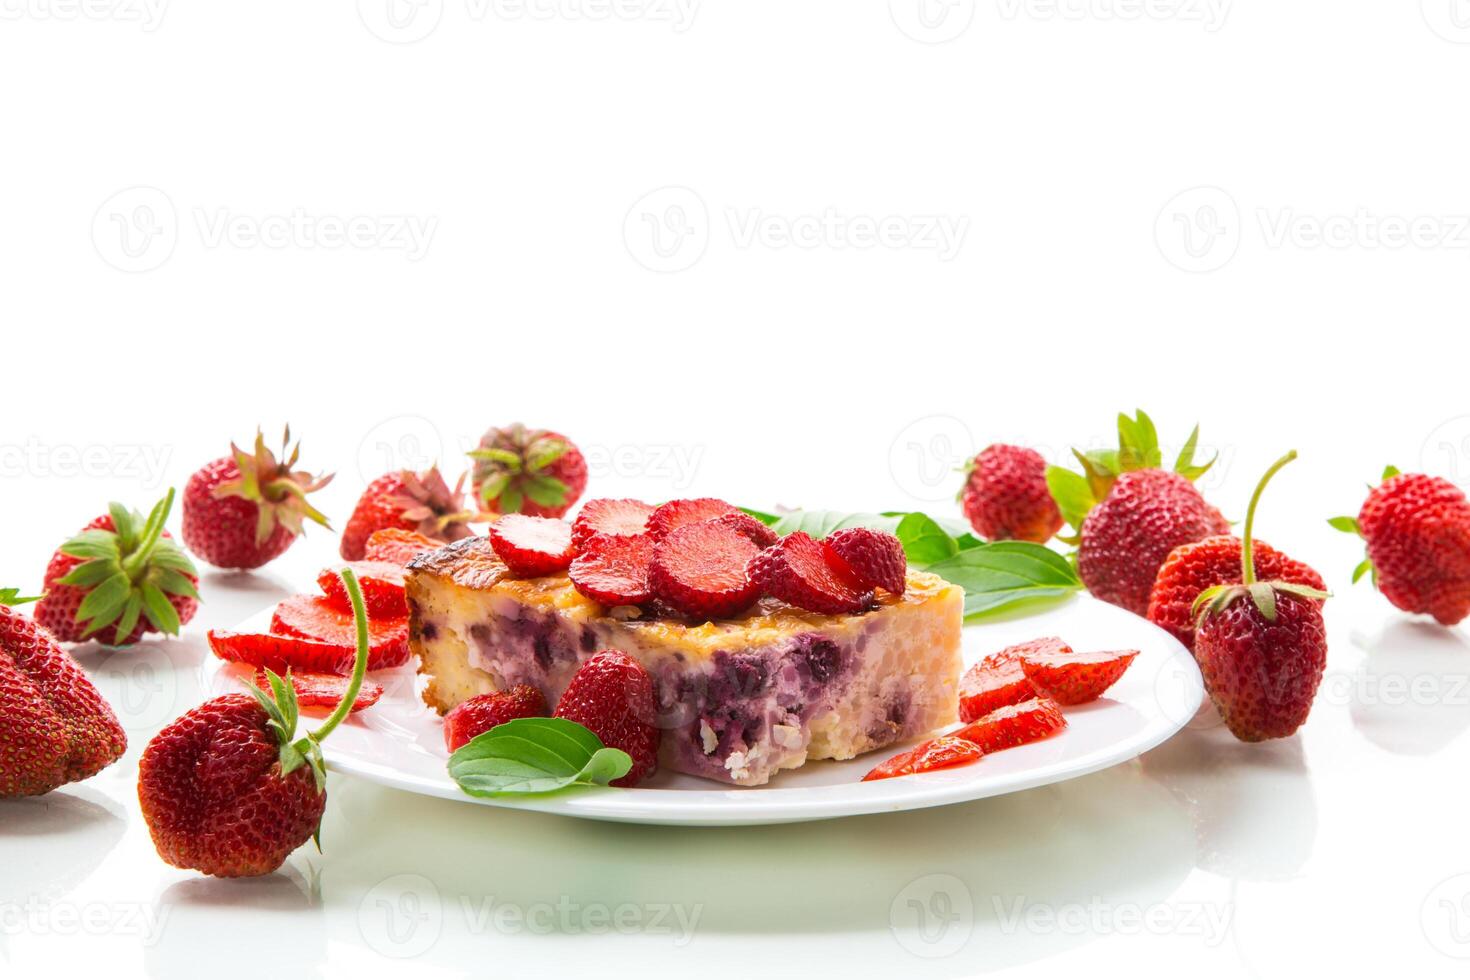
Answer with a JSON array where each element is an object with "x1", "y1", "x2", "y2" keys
[
  {"x1": 214, "y1": 427, "x2": 334, "y2": 546},
  {"x1": 467, "y1": 423, "x2": 572, "y2": 514},
  {"x1": 0, "y1": 589, "x2": 42, "y2": 607},
  {"x1": 1046, "y1": 409, "x2": 1216, "y2": 543},
  {"x1": 244, "y1": 567, "x2": 371, "y2": 808},
  {"x1": 1326, "y1": 464, "x2": 1401, "y2": 587},
  {"x1": 1193, "y1": 451, "x2": 1330, "y2": 625},
  {"x1": 390, "y1": 466, "x2": 490, "y2": 540},
  {"x1": 57, "y1": 488, "x2": 202, "y2": 644}
]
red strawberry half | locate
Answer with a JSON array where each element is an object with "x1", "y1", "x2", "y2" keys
[
  {"x1": 750, "y1": 532, "x2": 872, "y2": 615},
  {"x1": 647, "y1": 498, "x2": 736, "y2": 540},
  {"x1": 572, "y1": 499, "x2": 655, "y2": 549},
  {"x1": 822, "y1": 527, "x2": 907, "y2": 595},
  {"x1": 954, "y1": 697, "x2": 1067, "y2": 753},
  {"x1": 862, "y1": 735, "x2": 983, "y2": 782},
  {"x1": 553, "y1": 649, "x2": 660, "y2": 787},
  {"x1": 649, "y1": 522, "x2": 761, "y2": 619},
  {"x1": 443, "y1": 685, "x2": 549, "y2": 752},
  {"x1": 488, "y1": 515, "x2": 576, "y2": 578},
  {"x1": 569, "y1": 533, "x2": 656, "y2": 607},
  {"x1": 269, "y1": 595, "x2": 410, "y2": 670},
  {"x1": 1018, "y1": 649, "x2": 1138, "y2": 705},
  {"x1": 958, "y1": 637, "x2": 1068, "y2": 723},
  {"x1": 251, "y1": 670, "x2": 382, "y2": 713},
  {"x1": 317, "y1": 561, "x2": 407, "y2": 618}
]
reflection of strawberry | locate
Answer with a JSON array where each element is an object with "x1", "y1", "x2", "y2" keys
[
  {"x1": 183, "y1": 429, "x2": 332, "y2": 570},
  {"x1": 1193, "y1": 453, "x2": 1329, "y2": 742},
  {"x1": 862, "y1": 735, "x2": 983, "y2": 781},
  {"x1": 553, "y1": 650, "x2": 659, "y2": 787},
  {"x1": 2, "y1": 590, "x2": 128, "y2": 798},
  {"x1": 960, "y1": 445, "x2": 1062, "y2": 544},
  {"x1": 1078, "y1": 469, "x2": 1229, "y2": 615},
  {"x1": 1333, "y1": 469, "x2": 1470, "y2": 626},
  {"x1": 36, "y1": 491, "x2": 200, "y2": 646},
  {"x1": 443, "y1": 685, "x2": 548, "y2": 751},
  {"x1": 340, "y1": 467, "x2": 479, "y2": 561},
  {"x1": 953, "y1": 698, "x2": 1066, "y2": 753},
  {"x1": 469, "y1": 424, "x2": 588, "y2": 518}
]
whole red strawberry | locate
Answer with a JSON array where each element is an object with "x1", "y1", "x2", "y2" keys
[
  {"x1": 2, "y1": 590, "x2": 128, "y2": 798},
  {"x1": 1333, "y1": 468, "x2": 1470, "y2": 626},
  {"x1": 960, "y1": 445, "x2": 1063, "y2": 544},
  {"x1": 1193, "y1": 452, "x2": 1330, "y2": 742},
  {"x1": 139, "y1": 569, "x2": 373, "y2": 877},
  {"x1": 1149, "y1": 535, "x2": 1325, "y2": 650},
  {"x1": 183, "y1": 428, "x2": 332, "y2": 569},
  {"x1": 340, "y1": 466, "x2": 480, "y2": 561},
  {"x1": 469, "y1": 424, "x2": 588, "y2": 519},
  {"x1": 35, "y1": 491, "x2": 200, "y2": 646},
  {"x1": 553, "y1": 649, "x2": 659, "y2": 787},
  {"x1": 1078, "y1": 469, "x2": 1229, "y2": 615},
  {"x1": 443, "y1": 685, "x2": 549, "y2": 751}
]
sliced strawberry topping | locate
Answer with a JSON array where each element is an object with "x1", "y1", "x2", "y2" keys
[
  {"x1": 1018, "y1": 648, "x2": 1138, "y2": 705},
  {"x1": 648, "y1": 522, "x2": 761, "y2": 620},
  {"x1": 317, "y1": 561, "x2": 408, "y2": 618},
  {"x1": 569, "y1": 533, "x2": 656, "y2": 607},
  {"x1": 823, "y1": 527, "x2": 907, "y2": 595},
  {"x1": 269, "y1": 595, "x2": 410, "y2": 670},
  {"x1": 209, "y1": 629, "x2": 357, "y2": 676},
  {"x1": 953, "y1": 697, "x2": 1067, "y2": 753},
  {"x1": 363, "y1": 528, "x2": 442, "y2": 566},
  {"x1": 646, "y1": 498, "x2": 736, "y2": 540},
  {"x1": 750, "y1": 531, "x2": 873, "y2": 615},
  {"x1": 554, "y1": 649, "x2": 660, "y2": 787},
  {"x1": 488, "y1": 515, "x2": 576, "y2": 578},
  {"x1": 251, "y1": 670, "x2": 383, "y2": 713},
  {"x1": 443, "y1": 685, "x2": 549, "y2": 752},
  {"x1": 958, "y1": 637, "x2": 1068, "y2": 722},
  {"x1": 571, "y1": 498, "x2": 655, "y2": 549},
  {"x1": 715, "y1": 512, "x2": 780, "y2": 548},
  {"x1": 862, "y1": 735, "x2": 984, "y2": 781}
]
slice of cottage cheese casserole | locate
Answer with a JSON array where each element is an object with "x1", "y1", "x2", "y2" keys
[{"x1": 407, "y1": 537, "x2": 963, "y2": 787}]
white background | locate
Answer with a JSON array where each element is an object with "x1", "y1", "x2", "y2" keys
[{"x1": 4, "y1": 1, "x2": 1470, "y2": 977}]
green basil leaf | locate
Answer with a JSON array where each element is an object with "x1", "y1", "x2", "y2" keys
[
  {"x1": 894, "y1": 512, "x2": 959, "y2": 565},
  {"x1": 1327, "y1": 516, "x2": 1361, "y2": 535},
  {"x1": 1045, "y1": 465, "x2": 1095, "y2": 530},
  {"x1": 740, "y1": 507, "x2": 782, "y2": 526},
  {"x1": 926, "y1": 541, "x2": 1082, "y2": 620},
  {"x1": 448, "y1": 717, "x2": 632, "y2": 797}
]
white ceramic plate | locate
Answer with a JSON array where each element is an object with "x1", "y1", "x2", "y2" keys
[{"x1": 213, "y1": 594, "x2": 1202, "y2": 826}]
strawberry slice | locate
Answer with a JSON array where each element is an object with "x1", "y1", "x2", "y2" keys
[
  {"x1": 269, "y1": 595, "x2": 411, "y2": 670},
  {"x1": 363, "y1": 528, "x2": 442, "y2": 566},
  {"x1": 822, "y1": 527, "x2": 907, "y2": 595},
  {"x1": 715, "y1": 512, "x2": 780, "y2": 548},
  {"x1": 958, "y1": 637, "x2": 1069, "y2": 722},
  {"x1": 646, "y1": 498, "x2": 736, "y2": 540},
  {"x1": 569, "y1": 533, "x2": 655, "y2": 607},
  {"x1": 649, "y1": 522, "x2": 761, "y2": 619},
  {"x1": 209, "y1": 629, "x2": 358, "y2": 676},
  {"x1": 250, "y1": 670, "x2": 383, "y2": 713},
  {"x1": 862, "y1": 735, "x2": 983, "y2": 782},
  {"x1": 488, "y1": 515, "x2": 576, "y2": 577},
  {"x1": 571, "y1": 499, "x2": 655, "y2": 549},
  {"x1": 1019, "y1": 649, "x2": 1138, "y2": 705},
  {"x1": 953, "y1": 697, "x2": 1067, "y2": 753},
  {"x1": 749, "y1": 531, "x2": 872, "y2": 615},
  {"x1": 317, "y1": 561, "x2": 408, "y2": 618}
]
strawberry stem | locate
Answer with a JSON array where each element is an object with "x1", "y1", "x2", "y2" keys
[
  {"x1": 1242, "y1": 450, "x2": 1297, "y2": 586},
  {"x1": 121, "y1": 488, "x2": 175, "y2": 580},
  {"x1": 308, "y1": 567, "x2": 369, "y2": 745}
]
